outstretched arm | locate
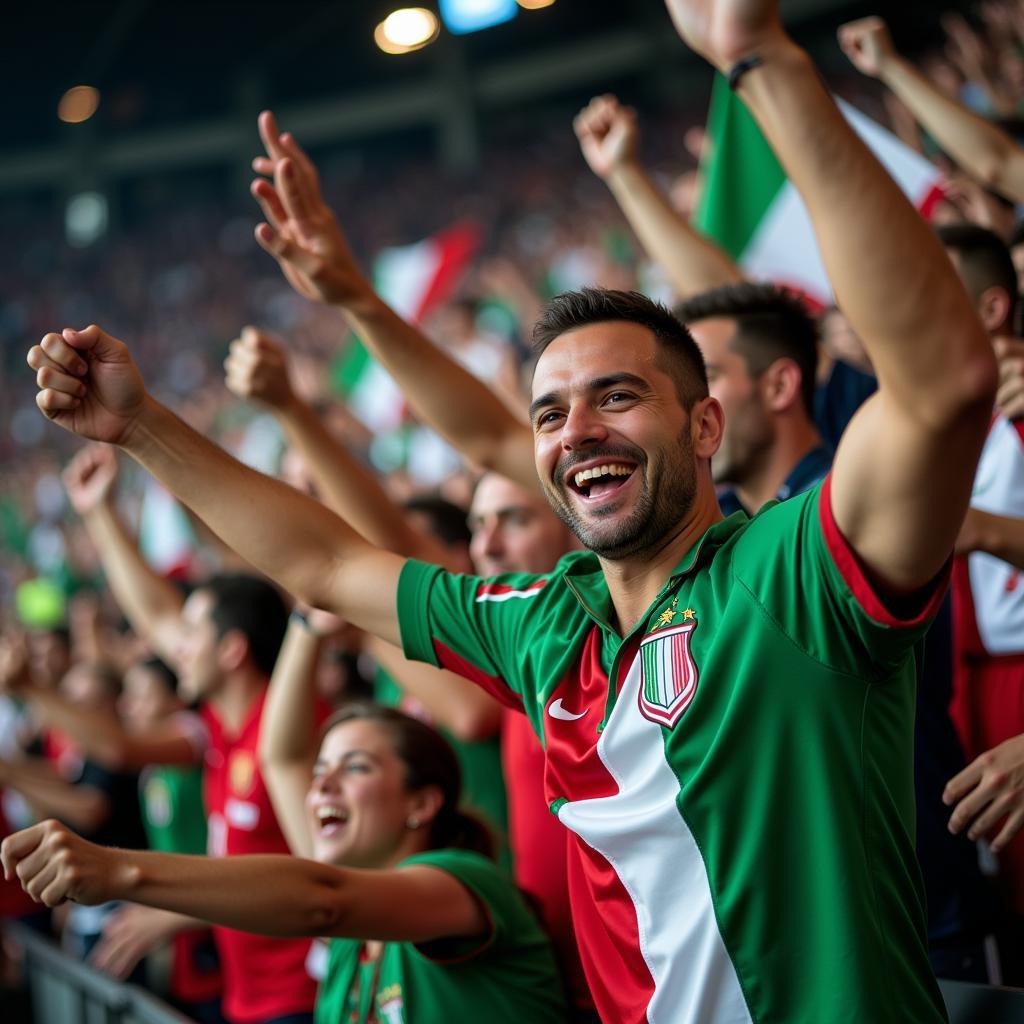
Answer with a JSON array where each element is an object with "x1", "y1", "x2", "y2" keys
[
  {"x1": 666, "y1": 0, "x2": 996, "y2": 591},
  {"x1": 2, "y1": 820, "x2": 486, "y2": 944},
  {"x1": 574, "y1": 94, "x2": 743, "y2": 300},
  {"x1": 62, "y1": 446, "x2": 185, "y2": 665},
  {"x1": 839, "y1": 16, "x2": 1024, "y2": 203},
  {"x1": 248, "y1": 112, "x2": 536, "y2": 491},
  {"x1": 224, "y1": 327, "x2": 449, "y2": 565},
  {"x1": 0, "y1": 760, "x2": 109, "y2": 833},
  {"x1": 28, "y1": 327, "x2": 405, "y2": 647}
]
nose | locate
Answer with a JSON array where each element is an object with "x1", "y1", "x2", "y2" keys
[{"x1": 561, "y1": 400, "x2": 608, "y2": 452}]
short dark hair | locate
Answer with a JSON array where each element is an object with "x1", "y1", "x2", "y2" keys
[
  {"x1": 404, "y1": 496, "x2": 472, "y2": 547},
  {"x1": 938, "y1": 223, "x2": 1019, "y2": 328},
  {"x1": 323, "y1": 702, "x2": 494, "y2": 859},
  {"x1": 675, "y1": 282, "x2": 819, "y2": 418},
  {"x1": 138, "y1": 656, "x2": 179, "y2": 695},
  {"x1": 201, "y1": 574, "x2": 289, "y2": 678},
  {"x1": 532, "y1": 288, "x2": 709, "y2": 407}
]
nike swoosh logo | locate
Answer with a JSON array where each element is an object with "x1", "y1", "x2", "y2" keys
[{"x1": 548, "y1": 699, "x2": 588, "y2": 722}]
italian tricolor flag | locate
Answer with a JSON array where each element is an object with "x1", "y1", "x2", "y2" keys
[
  {"x1": 694, "y1": 76, "x2": 945, "y2": 304},
  {"x1": 336, "y1": 222, "x2": 480, "y2": 432}
]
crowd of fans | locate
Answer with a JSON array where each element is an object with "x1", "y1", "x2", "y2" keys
[{"x1": 4, "y1": 1, "x2": 1024, "y2": 1022}]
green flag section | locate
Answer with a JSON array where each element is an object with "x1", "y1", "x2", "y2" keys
[{"x1": 695, "y1": 75, "x2": 945, "y2": 303}]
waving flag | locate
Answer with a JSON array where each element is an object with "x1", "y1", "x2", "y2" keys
[{"x1": 694, "y1": 76, "x2": 945, "y2": 304}]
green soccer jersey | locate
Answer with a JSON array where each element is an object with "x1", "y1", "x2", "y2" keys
[
  {"x1": 373, "y1": 669, "x2": 510, "y2": 870},
  {"x1": 140, "y1": 764, "x2": 207, "y2": 855},
  {"x1": 314, "y1": 848, "x2": 567, "y2": 1024},
  {"x1": 397, "y1": 477, "x2": 949, "y2": 1024}
]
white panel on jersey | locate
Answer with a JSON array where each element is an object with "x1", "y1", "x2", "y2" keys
[
  {"x1": 969, "y1": 418, "x2": 1024, "y2": 655},
  {"x1": 558, "y1": 658, "x2": 752, "y2": 1024}
]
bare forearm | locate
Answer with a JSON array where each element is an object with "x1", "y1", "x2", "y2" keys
[
  {"x1": 123, "y1": 397, "x2": 374, "y2": 619},
  {"x1": 261, "y1": 619, "x2": 319, "y2": 767},
  {"x1": 5, "y1": 767, "x2": 107, "y2": 831},
  {"x1": 339, "y1": 291, "x2": 537, "y2": 491},
  {"x1": 111, "y1": 850, "x2": 349, "y2": 938},
  {"x1": 605, "y1": 162, "x2": 743, "y2": 300},
  {"x1": 84, "y1": 503, "x2": 184, "y2": 662},
  {"x1": 881, "y1": 56, "x2": 1024, "y2": 202},
  {"x1": 277, "y1": 399, "x2": 444, "y2": 562},
  {"x1": 740, "y1": 40, "x2": 991, "y2": 411},
  {"x1": 970, "y1": 510, "x2": 1024, "y2": 569}
]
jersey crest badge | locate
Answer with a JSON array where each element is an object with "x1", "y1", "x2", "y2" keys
[{"x1": 638, "y1": 613, "x2": 699, "y2": 728}]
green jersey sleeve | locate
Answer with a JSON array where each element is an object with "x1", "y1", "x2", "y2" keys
[
  {"x1": 397, "y1": 558, "x2": 571, "y2": 715},
  {"x1": 732, "y1": 474, "x2": 948, "y2": 678}
]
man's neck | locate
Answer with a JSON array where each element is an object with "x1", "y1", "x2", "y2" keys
[
  {"x1": 734, "y1": 420, "x2": 823, "y2": 513},
  {"x1": 208, "y1": 668, "x2": 268, "y2": 735},
  {"x1": 600, "y1": 486, "x2": 722, "y2": 637}
]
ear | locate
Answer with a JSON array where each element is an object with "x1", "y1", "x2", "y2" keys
[
  {"x1": 216, "y1": 629, "x2": 251, "y2": 674},
  {"x1": 692, "y1": 396, "x2": 724, "y2": 460},
  {"x1": 405, "y1": 785, "x2": 445, "y2": 831},
  {"x1": 977, "y1": 285, "x2": 1012, "y2": 334},
  {"x1": 759, "y1": 358, "x2": 804, "y2": 414}
]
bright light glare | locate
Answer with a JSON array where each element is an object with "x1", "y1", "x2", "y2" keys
[
  {"x1": 375, "y1": 8, "x2": 439, "y2": 53},
  {"x1": 58, "y1": 85, "x2": 100, "y2": 124},
  {"x1": 516, "y1": 0, "x2": 556, "y2": 8},
  {"x1": 65, "y1": 191, "x2": 108, "y2": 248}
]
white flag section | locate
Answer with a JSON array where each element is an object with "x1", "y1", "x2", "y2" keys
[
  {"x1": 343, "y1": 223, "x2": 479, "y2": 433},
  {"x1": 138, "y1": 477, "x2": 195, "y2": 578},
  {"x1": 697, "y1": 77, "x2": 945, "y2": 305}
]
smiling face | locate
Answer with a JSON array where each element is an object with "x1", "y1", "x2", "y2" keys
[
  {"x1": 306, "y1": 719, "x2": 424, "y2": 869},
  {"x1": 530, "y1": 321, "x2": 707, "y2": 561},
  {"x1": 174, "y1": 590, "x2": 223, "y2": 704}
]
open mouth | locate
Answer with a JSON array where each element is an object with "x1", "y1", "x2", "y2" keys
[
  {"x1": 567, "y1": 462, "x2": 637, "y2": 502},
  {"x1": 315, "y1": 805, "x2": 350, "y2": 836}
]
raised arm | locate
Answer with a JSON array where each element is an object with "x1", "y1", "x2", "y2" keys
[
  {"x1": 666, "y1": 0, "x2": 996, "y2": 591},
  {"x1": 2, "y1": 820, "x2": 486, "y2": 944},
  {"x1": 10, "y1": 682, "x2": 200, "y2": 770},
  {"x1": 248, "y1": 111, "x2": 536, "y2": 491},
  {"x1": 28, "y1": 326, "x2": 405, "y2": 647},
  {"x1": 258, "y1": 611, "x2": 329, "y2": 859},
  {"x1": 574, "y1": 94, "x2": 743, "y2": 300},
  {"x1": 224, "y1": 327, "x2": 449, "y2": 565},
  {"x1": 62, "y1": 446, "x2": 185, "y2": 664},
  {"x1": 0, "y1": 759, "x2": 109, "y2": 833},
  {"x1": 839, "y1": 16, "x2": 1024, "y2": 203}
]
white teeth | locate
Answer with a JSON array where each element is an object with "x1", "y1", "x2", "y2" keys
[
  {"x1": 573, "y1": 464, "x2": 634, "y2": 488},
  {"x1": 316, "y1": 806, "x2": 347, "y2": 822}
]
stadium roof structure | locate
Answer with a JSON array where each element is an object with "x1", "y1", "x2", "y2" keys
[{"x1": 4, "y1": 0, "x2": 969, "y2": 192}]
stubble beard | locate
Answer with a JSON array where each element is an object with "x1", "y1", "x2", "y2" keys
[{"x1": 544, "y1": 428, "x2": 697, "y2": 561}]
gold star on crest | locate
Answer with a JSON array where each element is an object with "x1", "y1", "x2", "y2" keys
[
  {"x1": 657, "y1": 608, "x2": 676, "y2": 627},
  {"x1": 682, "y1": 608, "x2": 696, "y2": 621}
]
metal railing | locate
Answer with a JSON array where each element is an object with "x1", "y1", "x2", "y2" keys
[{"x1": 5, "y1": 921, "x2": 196, "y2": 1024}]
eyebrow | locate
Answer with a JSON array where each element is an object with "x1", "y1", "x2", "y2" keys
[
  {"x1": 314, "y1": 748, "x2": 379, "y2": 769},
  {"x1": 529, "y1": 372, "x2": 651, "y2": 421}
]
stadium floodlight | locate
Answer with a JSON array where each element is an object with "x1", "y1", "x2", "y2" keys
[
  {"x1": 439, "y1": 0, "x2": 517, "y2": 35},
  {"x1": 516, "y1": 0, "x2": 556, "y2": 8},
  {"x1": 374, "y1": 8, "x2": 440, "y2": 54},
  {"x1": 58, "y1": 85, "x2": 100, "y2": 124}
]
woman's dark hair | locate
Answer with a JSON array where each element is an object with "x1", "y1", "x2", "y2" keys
[
  {"x1": 321, "y1": 702, "x2": 495, "y2": 860},
  {"x1": 137, "y1": 656, "x2": 180, "y2": 695}
]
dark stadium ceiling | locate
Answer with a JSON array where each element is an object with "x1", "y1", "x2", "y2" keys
[{"x1": 7, "y1": 0, "x2": 972, "y2": 153}]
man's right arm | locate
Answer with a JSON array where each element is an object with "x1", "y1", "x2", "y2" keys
[
  {"x1": 574, "y1": 94, "x2": 743, "y2": 300},
  {"x1": 840, "y1": 16, "x2": 1024, "y2": 204},
  {"x1": 62, "y1": 445, "x2": 184, "y2": 664},
  {"x1": 30, "y1": 326, "x2": 407, "y2": 648},
  {"x1": 249, "y1": 112, "x2": 537, "y2": 492}
]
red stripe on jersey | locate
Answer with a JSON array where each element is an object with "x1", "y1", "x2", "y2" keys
[
  {"x1": 568, "y1": 831, "x2": 657, "y2": 1023},
  {"x1": 541, "y1": 629, "x2": 654, "y2": 1020},
  {"x1": 432, "y1": 640, "x2": 524, "y2": 711},
  {"x1": 1012, "y1": 417, "x2": 1024, "y2": 447},
  {"x1": 542, "y1": 629, "x2": 621, "y2": 802},
  {"x1": 475, "y1": 579, "x2": 548, "y2": 598},
  {"x1": 818, "y1": 474, "x2": 949, "y2": 628}
]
